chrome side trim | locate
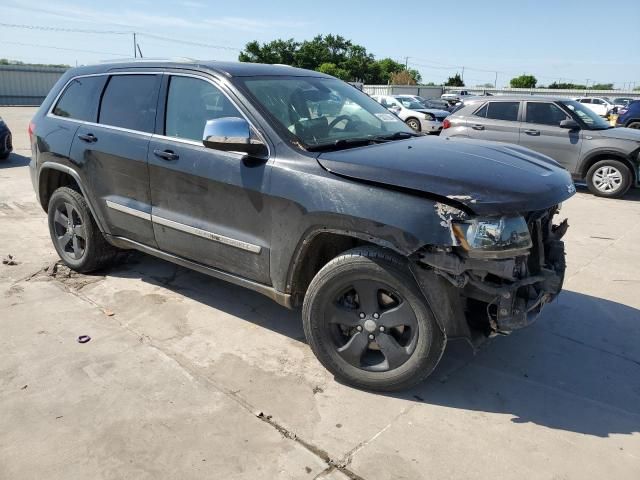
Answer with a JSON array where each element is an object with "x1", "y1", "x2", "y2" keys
[
  {"x1": 105, "y1": 200, "x2": 152, "y2": 221},
  {"x1": 153, "y1": 215, "x2": 262, "y2": 254},
  {"x1": 106, "y1": 235, "x2": 291, "y2": 309},
  {"x1": 106, "y1": 199, "x2": 261, "y2": 253}
]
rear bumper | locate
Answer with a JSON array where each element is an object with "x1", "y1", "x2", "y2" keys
[{"x1": 420, "y1": 119, "x2": 443, "y2": 133}]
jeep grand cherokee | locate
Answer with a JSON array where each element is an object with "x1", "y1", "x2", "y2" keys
[{"x1": 29, "y1": 61, "x2": 574, "y2": 391}]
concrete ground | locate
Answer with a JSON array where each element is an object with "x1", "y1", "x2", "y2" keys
[{"x1": 1, "y1": 106, "x2": 639, "y2": 480}]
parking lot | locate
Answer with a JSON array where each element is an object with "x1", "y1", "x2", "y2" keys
[{"x1": 1, "y1": 105, "x2": 639, "y2": 479}]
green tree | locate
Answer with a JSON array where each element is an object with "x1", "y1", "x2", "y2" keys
[
  {"x1": 548, "y1": 82, "x2": 586, "y2": 89},
  {"x1": 316, "y1": 62, "x2": 350, "y2": 81},
  {"x1": 634, "y1": 86, "x2": 640, "y2": 91},
  {"x1": 591, "y1": 83, "x2": 614, "y2": 90},
  {"x1": 445, "y1": 73, "x2": 465, "y2": 87},
  {"x1": 238, "y1": 39, "x2": 299, "y2": 65},
  {"x1": 510, "y1": 75, "x2": 537, "y2": 88}
]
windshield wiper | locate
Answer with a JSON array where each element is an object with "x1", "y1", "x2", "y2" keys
[
  {"x1": 306, "y1": 131, "x2": 421, "y2": 152},
  {"x1": 306, "y1": 137, "x2": 375, "y2": 152},
  {"x1": 374, "y1": 131, "x2": 421, "y2": 141}
]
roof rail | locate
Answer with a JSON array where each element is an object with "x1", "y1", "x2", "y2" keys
[{"x1": 98, "y1": 57, "x2": 200, "y2": 64}]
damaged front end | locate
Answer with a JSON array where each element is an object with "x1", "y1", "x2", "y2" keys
[{"x1": 415, "y1": 204, "x2": 568, "y2": 337}]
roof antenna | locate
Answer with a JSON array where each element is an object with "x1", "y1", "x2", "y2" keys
[{"x1": 137, "y1": 43, "x2": 143, "y2": 59}]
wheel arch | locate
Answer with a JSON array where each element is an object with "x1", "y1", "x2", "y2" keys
[
  {"x1": 38, "y1": 163, "x2": 107, "y2": 232},
  {"x1": 579, "y1": 151, "x2": 637, "y2": 185},
  {"x1": 286, "y1": 229, "x2": 406, "y2": 307}
]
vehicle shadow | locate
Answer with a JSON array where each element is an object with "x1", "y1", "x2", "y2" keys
[
  {"x1": 575, "y1": 183, "x2": 640, "y2": 202},
  {"x1": 102, "y1": 253, "x2": 639, "y2": 438},
  {"x1": 399, "y1": 289, "x2": 640, "y2": 438},
  {"x1": 0, "y1": 153, "x2": 30, "y2": 169}
]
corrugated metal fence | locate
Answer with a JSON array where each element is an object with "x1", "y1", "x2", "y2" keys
[
  {"x1": 0, "y1": 65, "x2": 68, "y2": 106},
  {"x1": 364, "y1": 84, "x2": 640, "y2": 100}
]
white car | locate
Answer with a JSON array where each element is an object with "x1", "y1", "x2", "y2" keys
[
  {"x1": 371, "y1": 95, "x2": 449, "y2": 133},
  {"x1": 574, "y1": 97, "x2": 624, "y2": 117},
  {"x1": 441, "y1": 90, "x2": 473, "y2": 101}
]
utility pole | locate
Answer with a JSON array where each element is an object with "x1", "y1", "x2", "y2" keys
[
  {"x1": 461, "y1": 66, "x2": 465, "y2": 83},
  {"x1": 494, "y1": 71, "x2": 498, "y2": 89},
  {"x1": 133, "y1": 32, "x2": 137, "y2": 58},
  {"x1": 404, "y1": 56, "x2": 409, "y2": 69}
]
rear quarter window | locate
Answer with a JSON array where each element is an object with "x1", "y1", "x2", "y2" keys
[
  {"x1": 52, "y1": 76, "x2": 107, "y2": 122},
  {"x1": 475, "y1": 101, "x2": 519, "y2": 121}
]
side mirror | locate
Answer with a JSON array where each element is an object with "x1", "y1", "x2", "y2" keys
[
  {"x1": 560, "y1": 119, "x2": 580, "y2": 130},
  {"x1": 388, "y1": 106, "x2": 401, "y2": 114},
  {"x1": 202, "y1": 117, "x2": 267, "y2": 157}
]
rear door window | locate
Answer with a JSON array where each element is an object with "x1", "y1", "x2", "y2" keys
[
  {"x1": 99, "y1": 75, "x2": 160, "y2": 133},
  {"x1": 52, "y1": 76, "x2": 107, "y2": 122},
  {"x1": 525, "y1": 102, "x2": 570, "y2": 126},
  {"x1": 165, "y1": 76, "x2": 242, "y2": 142},
  {"x1": 475, "y1": 101, "x2": 520, "y2": 121}
]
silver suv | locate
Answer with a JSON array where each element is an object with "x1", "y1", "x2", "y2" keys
[{"x1": 441, "y1": 96, "x2": 640, "y2": 198}]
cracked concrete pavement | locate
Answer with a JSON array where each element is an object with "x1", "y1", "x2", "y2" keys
[{"x1": 1, "y1": 107, "x2": 639, "y2": 479}]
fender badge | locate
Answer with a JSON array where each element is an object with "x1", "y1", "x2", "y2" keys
[{"x1": 566, "y1": 183, "x2": 576, "y2": 194}]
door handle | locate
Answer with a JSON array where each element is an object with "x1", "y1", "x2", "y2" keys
[
  {"x1": 471, "y1": 124, "x2": 485, "y2": 130},
  {"x1": 153, "y1": 149, "x2": 179, "y2": 161},
  {"x1": 524, "y1": 129, "x2": 540, "y2": 136},
  {"x1": 77, "y1": 133, "x2": 97, "y2": 143}
]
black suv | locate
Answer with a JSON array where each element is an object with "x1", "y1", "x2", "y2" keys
[{"x1": 30, "y1": 61, "x2": 575, "y2": 391}]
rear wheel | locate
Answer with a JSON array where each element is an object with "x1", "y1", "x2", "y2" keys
[
  {"x1": 586, "y1": 159, "x2": 632, "y2": 198},
  {"x1": 627, "y1": 121, "x2": 640, "y2": 129},
  {"x1": 405, "y1": 118, "x2": 421, "y2": 132},
  {"x1": 48, "y1": 187, "x2": 118, "y2": 272},
  {"x1": 302, "y1": 247, "x2": 445, "y2": 391}
]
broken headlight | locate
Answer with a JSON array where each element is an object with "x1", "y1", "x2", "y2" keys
[{"x1": 451, "y1": 215, "x2": 532, "y2": 259}]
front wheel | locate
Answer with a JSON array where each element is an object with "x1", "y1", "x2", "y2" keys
[
  {"x1": 586, "y1": 160, "x2": 632, "y2": 198},
  {"x1": 405, "y1": 118, "x2": 421, "y2": 132},
  {"x1": 627, "y1": 121, "x2": 640, "y2": 129},
  {"x1": 302, "y1": 247, "x2": 445, "y2": 391}
]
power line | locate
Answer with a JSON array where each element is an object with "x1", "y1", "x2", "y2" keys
[
  {"x1": 0, "y1": 22, "x2": 242, "y2": 53},
  {"x1": 2, "y1": 40, "x2": 128, "y2": 57},
  {"x1": 0, "y1": 22, "x2": 130, "y2": 35},
  {"x1": 137, "y1": 33, "x2": 240, "y2": 52}
]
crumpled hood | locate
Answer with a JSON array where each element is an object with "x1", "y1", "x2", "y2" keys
[
  {"x1": 414, "y1": 108, "x2": 450, "y2": 117},
  {"x1": 593, "y1": 127, "x2": 640, "y2": 142},
  {"x1": 317, "y1": 137, "x2": 575, "y2": 215}
]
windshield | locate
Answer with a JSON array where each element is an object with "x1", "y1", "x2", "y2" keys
[
  {"x1": 239, "y1": 77, "x2": 413, "y2": 148},
  {"x1": 395, "y1": 97, "x2": 426, "y2": 110},
  {"x1": 560, "y1": 100, "x2": 611, "y2": 129}
]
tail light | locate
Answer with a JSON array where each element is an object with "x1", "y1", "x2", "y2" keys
[
  {"x1": 28, "y1": 121, "x2": 35, "y2": 143},
  {"x1": 443, "y1": 118, "x2": 451, "y2": 129}
]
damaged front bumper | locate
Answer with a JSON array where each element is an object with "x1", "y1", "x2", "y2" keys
[{"x1": 416, "y1": 206, "x2": 568, "y2": 335}]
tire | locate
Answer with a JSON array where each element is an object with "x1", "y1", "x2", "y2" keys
[
  {"x1": 47, "y1": 187, "x2": 118, "y2": 272},
  {"x1": 627, "y1": 121, "x2": 640, "y2": 129},
  {"x1": 405, "y1": 118, "x2": 421, "y2": 132},
  {"x1": 302, "y1": 246, "x2": 446, "y2": 391},
  {"x1": 586, "y1": 159, "x2": 632, "y2": 198},
  {"x1": 0, "y1": 132, "x2": 10, "y2": 160}
]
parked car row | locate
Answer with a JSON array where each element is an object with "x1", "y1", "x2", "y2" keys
[
  {"x1": 371, "y1": 95, "x2": 450, "y2": 134},
  {"x1": 440, "y1": 96, "x2": 640, "y2": 198}
]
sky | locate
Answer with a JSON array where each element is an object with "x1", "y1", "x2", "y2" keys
[{"x1": 1, "y1": 0, "x2": 639, "y2": 89}]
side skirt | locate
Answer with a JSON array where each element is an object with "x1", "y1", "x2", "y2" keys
[{"x1": 106, "y1": 234, "x2": 294, "y2": 309}]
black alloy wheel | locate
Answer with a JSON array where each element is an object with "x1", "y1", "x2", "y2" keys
[
  {"x1": 52, "y1": 201, "x2": 87, "y2": 261},
  {"x1": 327, "y1": 279, "x2": 419, "y2": 372}
]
